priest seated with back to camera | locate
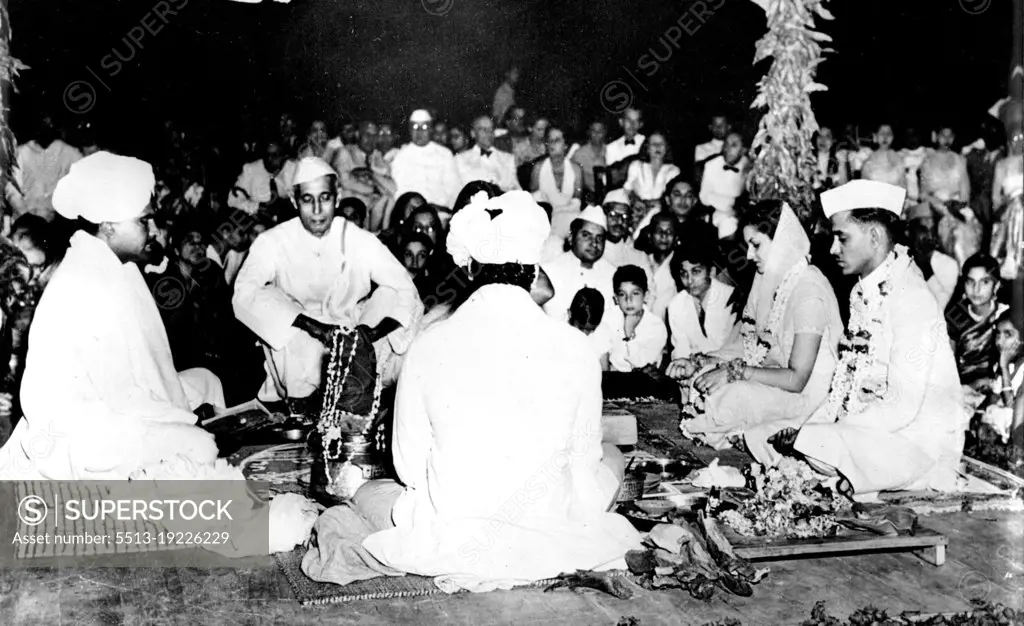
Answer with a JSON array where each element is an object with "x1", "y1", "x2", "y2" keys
[
  {"x1": 0, "y1": 152, "x2": 224, "y2": 480},
  {"x1": 302, "y1": 191, "x2": 640, "y2": 592}
]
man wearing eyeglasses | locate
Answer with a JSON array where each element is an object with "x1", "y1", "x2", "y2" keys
[
  {"x1": 390, "y1": 109, "x2": 463, "y2": 209},
  {"x1": 233, "y1": 157, "x2": 420, "y2": 403},
  {"x1": 598, "y1": 189, "x2": 647, "y2": 269}
]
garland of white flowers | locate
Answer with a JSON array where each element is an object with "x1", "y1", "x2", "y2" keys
[
  {"x1": 740, "y1": 258, "x2": 809, "y2": 366},
  {"x1": 316, "y1": 328, "x2": 384, "y2": 476},
  {"x1": 821, "y1": 245, "x2": 905, "y2": 422}
]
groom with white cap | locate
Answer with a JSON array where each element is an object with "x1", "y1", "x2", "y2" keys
[
  {"x1": 233, "y1": 157, "x2": 419, "y2": 402},
  {"x1": 541, "y1": 204, "x2": 617, "y2": 323},
  {"x1": 0, "y1": 151, "x2": 222, "y2": 479},
  {"x1": 332, "y1": 190, "x2": 640, "y2": 591},
  {"x1": 781, "y1": 180, "x2": 967, "y2": 498},
  {"x1": 390, "y1": 109, "x2": 463, "y2": 208}
]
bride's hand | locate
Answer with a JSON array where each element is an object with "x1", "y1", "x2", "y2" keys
[
  {"x1": 694, "y1": 367, "x2": 729, "y2": 396},
  {"x1": 665, "y1": 358, "x2": 697, "y2": 380}
]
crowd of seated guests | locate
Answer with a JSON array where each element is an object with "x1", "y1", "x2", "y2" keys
[{"x1": 0, "y1": 96, "x2": 1021, "y2": 471}]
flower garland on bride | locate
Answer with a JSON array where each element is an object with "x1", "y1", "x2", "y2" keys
[
  {"x1": 739, "y1": 257, "x2": 809, "y2": 367},
  {"x1": 820, "y1": 244, "x2": 905, "y2": 422}
]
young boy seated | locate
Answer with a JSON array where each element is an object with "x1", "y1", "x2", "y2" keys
[
  {"x1": 605, "y1": 264, "x2": 667, "y2": 373},
  {"x1": 666, "y1": 239, "x2": 737, "y2": 360},
  {"x1": 568, "y1": 287, "x2": 611, "y2": 371}
]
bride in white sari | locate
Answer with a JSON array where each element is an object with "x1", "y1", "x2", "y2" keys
[{"x1": 666, "y1": 201, "x2": 842, "y2": 465}]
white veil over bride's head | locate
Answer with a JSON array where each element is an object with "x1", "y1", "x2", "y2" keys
[{"x1": 741, "y1": 201, "x2": 811, "y2": 328}]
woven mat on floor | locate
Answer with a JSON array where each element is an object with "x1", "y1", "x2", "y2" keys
[{"x1": 274, "y1": 548, "x2": 630, "y2": 605}]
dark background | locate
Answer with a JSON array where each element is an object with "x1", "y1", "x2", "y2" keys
[{"x1": 8, "y1": 0, "x2": 1014, "y2": 153}]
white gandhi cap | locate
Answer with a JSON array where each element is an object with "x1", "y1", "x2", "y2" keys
[
  {"x1": 820, "y1": 180, "x2": 906, "y2": 219},
  {"x1": 409, "y1": 109, "x2": 433, "y2": 123},
  {"x1": 576, "y1": 204, "x2": 608, "y2": 230}
]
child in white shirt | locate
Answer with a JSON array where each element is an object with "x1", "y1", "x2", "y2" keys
[{"x1": 605, "y1": 265, "x2": 668, "y2": 372}]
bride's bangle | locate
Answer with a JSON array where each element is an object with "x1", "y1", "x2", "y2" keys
[{"x1": 724, "y1": 359, "x2": 748, "y2": 383}]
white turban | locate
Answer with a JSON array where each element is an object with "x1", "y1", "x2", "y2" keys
[
  {"x1": 52, "y1": 151, "x2": 155, "y2": 223},
  {"x1": 293, "y1": 157, "x2": 336, "y2": 186},
  {"x1": 446, "y1": 190, "x2": 550, "y2": 267},
  {"x1": 821, "y1": 180, "x2": 906, "y2": 219}
]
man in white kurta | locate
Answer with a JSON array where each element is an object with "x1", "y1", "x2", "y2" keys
[
  {"x1": 600, "y1": 190, "x2": 647, "y2": 269},
  {"x1": 792, "y1": 181, "x2": 968, "y2": 497},
  {"x1": 390, "y1": 109, "x2": 462, "y2": 208},
  {"x1": 542, "y1": 206, "x2": 617, "y2": 323},
  {"x1": 360, "y1": 190, "x2": 640, "y2": 591},
  {"x1": 232, "y1": 158, "x2": 419, "y2": 401},
  {"x1": 0, "y1": 152, "x2": 220, "y2": 480}
]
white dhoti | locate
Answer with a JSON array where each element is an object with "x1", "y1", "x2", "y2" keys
[
  {"x1": 795, "y1": 424, "x2": 963, "y2": 494},
  {"x1": 257, "y1": 287, "x2": 424, "y2": 402},
  {"x1": 180, "y1": 367, "x2": 226, "y2": 409}
]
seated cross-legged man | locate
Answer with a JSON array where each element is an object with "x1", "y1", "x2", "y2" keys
[
  {"x1": 782, "y1": 180, "x2": 970, "y2": 500},
  {"x1": 303, "y1": 191, "x2": 640, "y2": 591},
  {"x1": 0, "y1": 152, "x2": 222, "y2": 480},
  {"x1": 232, "y1": 157, "x2": 420, "y2": 404}
]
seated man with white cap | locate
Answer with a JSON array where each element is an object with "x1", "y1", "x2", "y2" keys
[
  {"x1": 779, "y1": 180, "x2": 968, "y2": 499},
  {"x1": 233, "y1": 157, "x2": 420, "y2": 402},
  {"x1": 390, "y1": 109, "x2": 463, "y2": 209},
  {"x1": 0, "y1": 152, "x2": 222, "y2": 480},
  {"x1": 541, "y1": 205, "x2": 617, "y2": 324},
  {"x1": 308, "y1": 190, "x2": 640, "y2": 591},
  {"x1": 600, "y1": 189, "x2": 647, "y2": 269}
]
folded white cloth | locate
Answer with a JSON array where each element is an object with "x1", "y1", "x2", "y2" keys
[{"x1": 690, "y1": 458, "x2": 746, "y2": 489}]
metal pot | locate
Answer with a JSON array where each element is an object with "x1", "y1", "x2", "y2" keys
[{"x1": 308, "y1": 432, "x2": 387, "y2": 503}]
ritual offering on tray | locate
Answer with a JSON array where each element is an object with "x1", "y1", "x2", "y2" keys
[
  {"x1": 310, "y1": 327, "x2": 387, "y2": 501},
  {"x1": 713, "y1": 458, "x2": 844, "y2": 539}
]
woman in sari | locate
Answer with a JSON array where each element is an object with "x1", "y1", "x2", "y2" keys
[
  {"x1": 666, "y1": 200, "x2": 842, "y2": 465},
  {"x1": 946, "y1": 253, "x2": 1007, "y2": 388}
]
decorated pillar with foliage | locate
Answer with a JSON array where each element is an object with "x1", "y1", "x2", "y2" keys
[
  {"x1": 0, "y1": 0, "x2": 27, "y2": 232},
  {"x1": 746, "y1": 0, "x2": 833, "y2": 225}
]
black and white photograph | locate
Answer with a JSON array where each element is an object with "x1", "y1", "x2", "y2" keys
[{"x1": 0, "y1": 0, "x2": 1022, "y2": 623}]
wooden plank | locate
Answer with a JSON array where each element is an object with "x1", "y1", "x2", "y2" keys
[{"x1": 732, "y1": 527, "x2": 947, "y2": 563}]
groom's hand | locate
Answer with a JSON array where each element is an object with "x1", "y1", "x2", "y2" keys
[{"x1": 768, "y1": 427, "x2": 799, "y2": 454}]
